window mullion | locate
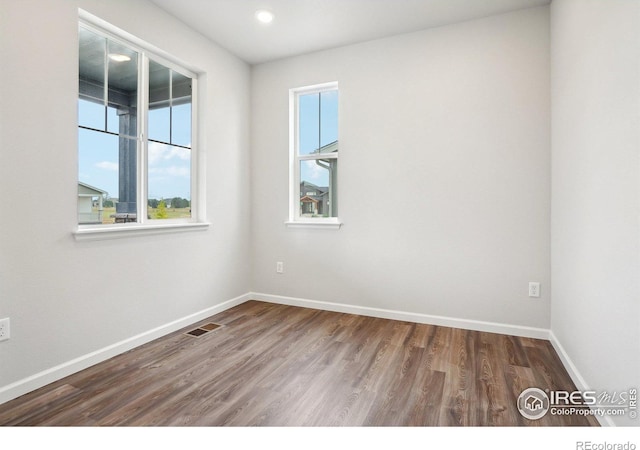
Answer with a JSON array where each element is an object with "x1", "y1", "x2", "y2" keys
[
  {"x1": 138, "y1": 53, "x2": 149, "y2": 225},
  {"x1": 103, "y1": 36, "x2": 108, "y2": 132},
  {"x1": 191, "y1": 77, "x2": 199, "y2": 222},
  {"x1": 297, "y1": 153, "x2": 338, "y2": 161},
  {"x1": 296, "y1": 92, "x2": 303, "y2": 219},
  {"x1": 169, "y1": 69, "x2": 173, "y2": 145},
  {"x1": 318, "y1": 92, "x2": 321, "y2": 152},
  {"x1": 294, "y1": 154, "x2": 301, "y2": 219}
]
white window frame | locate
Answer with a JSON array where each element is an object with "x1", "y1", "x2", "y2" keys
[
  {"x1": 286, "y1": 82, "x2": 342, "y2": 229},
  {"x1": 75, "y1": 11, "x2": 208, "y2": 241}
]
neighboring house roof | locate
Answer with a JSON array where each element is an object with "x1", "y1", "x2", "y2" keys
[
  {"x1": 78, "y1": 182, "x2": 108, "y2": 196},
  {"x1": 315, "y1": 140, "x2": 338, "y2": 154},
  {"x1": 300, "y1": 181, "x2": 327, "y2": 192},
  {"x1": 300, "y1": 195, "x2": 319, "y2": 204}
]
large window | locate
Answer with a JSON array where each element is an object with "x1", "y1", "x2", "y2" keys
[
  {"x1": 289, "y1": 82, "x2": 339, "y2": 226},
  {"x1": 78, "y1": 20, "x2": 196, "y2": 228}
]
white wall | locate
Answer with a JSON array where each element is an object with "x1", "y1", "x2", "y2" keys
[
  {"x1": 0, "y1": 0, "x2": 251, "y2": 395},
  {"x1": 251, "y1": 7, "x2": 551, "y2": 329},
  {"x1": 551, "y1": 0, "x2": 640, "y2": 427}
]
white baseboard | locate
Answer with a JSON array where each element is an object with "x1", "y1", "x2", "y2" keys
[
  {"x1": 0, "y1": 292, "x2": 252, "y2": 406},
  {"x1": 250, "y1": 292, "x2": 550, "y2": 340},
  {"x1": 548, "y1": 331, "x2": 614, "y2": 427}
]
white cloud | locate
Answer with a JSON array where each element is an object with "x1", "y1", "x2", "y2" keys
[
  {"x1": 305, "y1": 160, "x2": 325, "y2": 180},
  {"x1": 95, "y1": 161, "x2": 118, "y2": 171},
  {"x1": 148, "y1": 142, "x2": 190, "y2": 165}
]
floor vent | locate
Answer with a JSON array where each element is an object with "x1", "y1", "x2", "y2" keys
[{"x1": 185, "y1": 323, "x2": 222, "y2": 338}]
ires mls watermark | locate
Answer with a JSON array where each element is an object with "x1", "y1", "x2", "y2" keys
[{"x1": 517, "y1": 387, "x2": 638, "y2": 420}]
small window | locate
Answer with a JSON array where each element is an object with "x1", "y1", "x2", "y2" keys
[
  {"x1": 289, "y1": 83, "x2": 339, "y2": 226},
  {"x1": 78, "y1": 19, "x2": 196, "y2": 228}
]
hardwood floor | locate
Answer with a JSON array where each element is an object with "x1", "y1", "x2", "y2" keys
[{"x1": 0, "y1": 301, "x2": 598, "y2": 426}]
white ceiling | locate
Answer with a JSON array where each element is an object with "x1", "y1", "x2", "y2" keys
[{"x1": 149, "y1": 0, "x2": 550, "y2": 65}]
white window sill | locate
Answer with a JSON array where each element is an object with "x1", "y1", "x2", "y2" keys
[
  {"x1": 284, "y1": 219, "x2": 343, "y2": 230},
  {"x1": 74, "y1": 222, "x2": 210, "y2": 241}
]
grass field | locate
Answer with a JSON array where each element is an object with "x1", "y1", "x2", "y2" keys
[{"x1": 96, "y1": 207, "x2": 191, "y2": 224}]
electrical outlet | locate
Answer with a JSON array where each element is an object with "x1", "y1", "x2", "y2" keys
[
  {"x1": 276, "y1": 261, "x2": 284, "y2": 274},
  {"x1": 528, "y1": 282, "x2": 540, "y2": 298},
  {"x1": 0, "y1": 318, "x2": 10, "y2": 342}
]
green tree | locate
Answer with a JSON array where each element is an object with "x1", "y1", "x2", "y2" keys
[
  {"x1": 171, "y1": 197, "x2": 190, "y2": 208},
  {"x1": 156, "y1": 199, "x2": 167, "y2": 219},
  {"x1": 148, "y1": 198, "x2": 159, "y2": 208}
]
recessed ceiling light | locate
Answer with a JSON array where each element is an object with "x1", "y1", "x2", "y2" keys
[
  {"x1": 255, "y1": 9, "x2": 274, "y2": 24},
  {"x1": 108, "y1": 53, "x2": 131, "y2": 62}
]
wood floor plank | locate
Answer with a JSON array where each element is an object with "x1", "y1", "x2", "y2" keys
[
  {"x1": 0, "y1": 384, "x2": 81, "y2": 426},
  {"x1": 474, "y1": 333, "x2": 516, "y2": 426},
  {"x1": 423, "y1": 325, "x2": 451, "y2": 373},
  {"x1": 0, "y1": 301, "x2": 598, "y2": 427}
]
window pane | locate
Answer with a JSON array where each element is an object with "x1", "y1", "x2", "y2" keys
[
  {"x1": 106, "y1": 106, "x2": 119, "y2": 134},
  {"x1": 148, "y1": 143, "x2": 191, "y2": 220},
  {"x1": 149, "y1": 106, "x2": 170, "y2": 143},
  {"x1": 298, "y1": 90, "x2": 338, "y2": 156},
  {"x1": 79, "y1": 27, "x2": 105, "y2": 129},
  {"x1": 299, "y1": 159, "x2": 338, "y2": 217},
  {"x1": 148, "y1": 62, "x2": 193, "y2": 147},
  {"x1": 107, "y1": 39, "x2": 138, "y2": 137},
  {"x1": 320, "y1": 90, "x2": 338, "y2": 148},
  {"x1": 172, "y1": 71, "x2": 192, "y2": 148},
  {"x1": 149, "y1": 60, "x2": 171, "y2": 143},
  {"x1": 78, "y1": 128, "x2": 120, "y2": 224},
  {"x1": 298, "y1": 93, "x2": 320, "y2": 155},
  {"x1": 78, "y1": 128, "x2": 138, "y2": 224},
  {"x1": 78, "y1": 99, "x2": 105, "y2": 130},
  {"x1": 78, "y1": 26, "x2": 139, "y2": 225},
  {"x1": 172, "y1": 103, "x2": 191, "y2": 148},
  {"x1": 78, "y1": 27, "x2": 139, "y2": 138},
  {"x1": 79, "y1": 27, "x2": 105, "y2": 102}
]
